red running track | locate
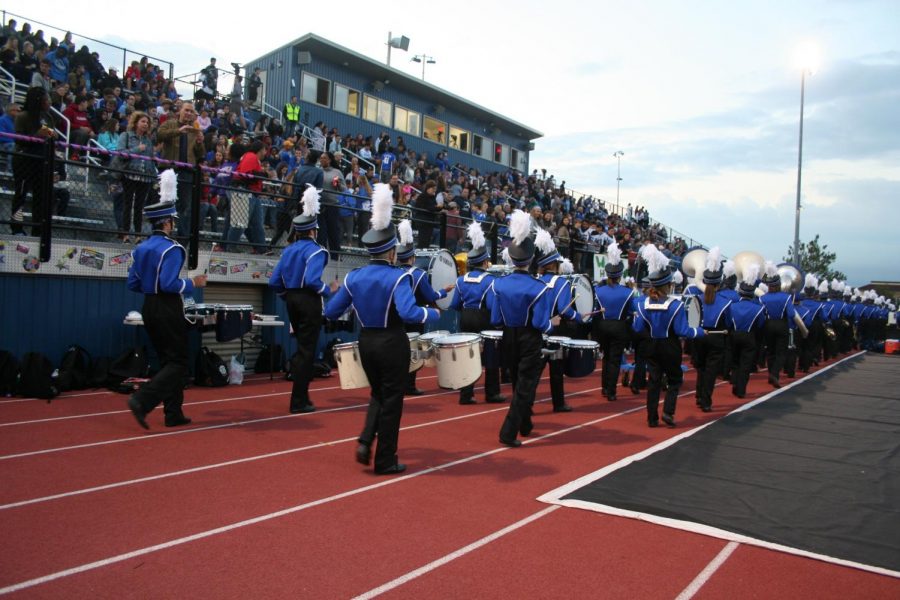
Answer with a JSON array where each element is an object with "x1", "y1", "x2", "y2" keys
[{"x1": 0, "y1": 354, "x2": 898, "y2": 598}]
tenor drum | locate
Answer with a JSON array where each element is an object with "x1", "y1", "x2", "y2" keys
[
  {"x1": 215, "y1": 304, "x2": 254, "y2": 342},
  {"x1": 415, "y1": 249, "x2": 458, "y2": 309},
  {"x1": 565, "y1": 274, "x2": 594, "y2": 322},
  {"x1": 334, "y1": 341, "x2": 370, "y2": 390},
  {"x1": 544, "y1": 335, "x2": 571, "y2": 361},
  {"x1": 433, "y1": 333, "x2": 483, "y2": 390},
  {"x1": 480, "y1": 330, "x2": 504, "y2": 369},
  {"x1": 562, "y1": 339, "x2": 599, "y2": 377},
  {"x1": 418, "y1": 330, "x2": 450, "y2": 368},
  {"x1": 408, "y1": 332, "x2": 423, "y2": 373},
  {"x1": 683, "y1": 295, "x2": 701, "y2": 328}
]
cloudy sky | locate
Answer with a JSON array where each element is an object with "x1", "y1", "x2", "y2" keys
[{"x1": 5, "y1": 0, "x2": 898, "y2": 284}]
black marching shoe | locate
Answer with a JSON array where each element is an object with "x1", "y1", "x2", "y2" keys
[
  {"x1": 601, "y1": 388, "x2": 609, "y2": 398},
  {"x1": 405, "y1": 388, "x2": 425, "y2": 396},
  {"x1": 374, "y1": 463, "x2": 407, "y2": 475},
  {"x1": 499, "y1": 437, "x2": 522, "y2": 448},
  {"x1": 552, "y1": 404, "x2": 573, "y2": 413},
  {"x1": 647, "y1": 419, "x2": 659, "y2": 428},
  {"x1": 127, "y1": 395, "x2": 149, "y2": 430},
  {"x1": 355, "y1": 443, "x2": 372, "y2": 466},
  {"x1": 661, "y1": 413, "x2": 676, "y2": 427},
  {"x1": 290, "y1": 403, "x2": 316, "y2": 414},
  {"x1": 485, "y1": 395, "x2": 508, "y2": 404},
  {"x1": 768, "y1": 376, "x2": 782, "y2": 389},
  {"x1": 165, "y1": 415, "x2": 192, "y2": 428},
  {"x1": 459, "y1": 397, "x2": 477, "y2": 405},
  {"x1": 607, "y1": 394, "x2": 617, "y2": 402},
  {"x1": 700, "y1": 405, "x2": 712, "y2": 413},
  {"x1": 630, "y1": 385, "x2": 641, "y2": 395}
]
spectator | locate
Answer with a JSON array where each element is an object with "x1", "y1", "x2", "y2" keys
[
  {"x1": 157, "y1": 102, "x2": 204, "y2": 235},
  {"x1": 201, "y1": 57, "x2": 218, "y2": 95},
  {"x1": 355, "y1": 173, "x2": 372, "y2": 240},
  {"x1": 11, "y1": 86, "x2": 56, "y2": 236},
  {"x1": 283, "y1": 95, "x2": 300, "y2": 135},
  {"x1": 317, "y1": 151, "x2": 345, "y2": 251},
  {"x1": 229, "y1": 140, "x2": 269, "y2": 252},
  {"x1": 445, "y1": 201, "x2": 462, "y2": 252},
  {"x1": 30, "y1": 58, "x2": 51, "y2": 93},
  {"x1": 116, "y1": 111, "x2": 157, "y2": 241},
  {"x1": 379, "y1": 146, "x2": 396, "y2": 181},
  {"x1": 96, "y1": 118, "x2": 119, "y2": 152},
  {"x1": 45, "y1": 45, "x2": 68, "y2": 83},
  {"x1": 247, "y1": 67, "x2": 262, "y2": 104},
  {"x1": 62, "y1": 94, "x2": 95, "y2": 145},
  {"x1": 414, "y1": 179, "x2": 439, "y2": 249}
]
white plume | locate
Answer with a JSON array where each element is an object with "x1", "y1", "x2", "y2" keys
[
  {"x1": 607, "y1": 242, "x2": 622, "y2": 266},
  {"x1": 842, "y1": 286, "x2": 851, "y2": 296},
  {"x1": 854, "y1": 288, "x2": 862, "y2": 297},
  {"x1": 398, "y1": 219, "x2": 414, "y2": 246},
  {"x1": 758, "y1": 282, "x2": 769, "y2": 294},
  {"x1": 370, "y1": 183, "x2": 393, "y2": 231},
  {"x1": 829, "y1": 278, "x2": 842, "y2": 292},
  {"x1": 723, "y1": 260, "x2": 736, "y2": 278},
  {"x1": 467, "y1": 221, "x2": 485, "y2": 250},
  {"x1": 875, "y1": 296, "x2": 884, "y2": 305},
  {"x1": 509, "y1": 210, "x2": 531, "y2": 245},
  {"x1": 672, "y1": 270, "x2": 684, "y2": 285},
  {"x1": 705, "y1": 246, "x2": 721, "y2": 272},
  {"x1": 764, "y1": 261, "x2": 778, "y2": 279},
  {"x1": 559, "y1": 258, "x2": 574, "y2": 274},
  {"x1": 742, "y1": 263, "x2": 760, "y2": 287},
  {"x1": 300, "y1": 184, "x2": 320, "y2": 217},
  {"x1": 818, "y1": 281, "x2": 829, "y2": 294},
  {"x1": 501, "y1": 247, "x2": 513, "y2": 266},
  {"x1": 534, "y1": 228, "x2": 555, "y2": 255},
  {"x1": 640, "y1": 243, "x2": 669, "y2": 275},
  {"x1": 804, "y1": 273, "x2": 818, "y2": 290},
  {"x1": 159, "y1": 169, "x2": 177, "y2": 203}
]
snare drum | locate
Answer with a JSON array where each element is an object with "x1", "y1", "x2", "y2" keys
[
  {"x1": 433, "y1": 333, "x2": 482, "y2": 390},
  {"x1": 418, "y1": 330, "x2": 450, "y2": 368},
  {"x1": 415, "y1": 249, "x2": 458, "y2": 309},
  {"x1": 408, "y1": 332, "x2": 423, "y2": 373},
  {"x1": 215, "y1": 304, "x2": 254, "y2": 342},
  {"x1": 544, "y1": 335, "x2": 571, "y2": 361},
  {"x1": 562, "y1": 339, "x2": 599, "y2": 377},
  {"x1": 480, "y1": 330, "x2": 504, "y2": 369},
  {"x1": 334, "y1": 341, "x2": 370, "y2": 390},
  {"x1": 565, "y1": 274, "x2": 595, "y2": 323},
  {"x1": 184, "y1": 303, "x2": 220, "y2": 329}
]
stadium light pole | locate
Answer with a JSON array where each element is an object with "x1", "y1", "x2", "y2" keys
[
  {"x1": 411, "y1": 54, "x2": 436, "y2": 80},
  {"x1": 793, "y1": 42, "x2": 819, "y2": 265},
  {"x1": 613, "y1": 150, "x2": 624, "y2": 206}
]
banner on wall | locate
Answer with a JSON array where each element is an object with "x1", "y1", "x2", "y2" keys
[{"x1": 593, "y1": 254, "x2": 630, "y2": 282}]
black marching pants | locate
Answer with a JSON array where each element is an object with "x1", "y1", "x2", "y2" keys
[
  {"x1": 731, "y1": 331, "x2": 757, "y2": 397},
  {"x1": 459, "y1": 309, "x2": 500, "y2": 402},
  {"x1": 645, "y1": 338, "x2": 684, "y2": 422},
  {"x1": 499, "y1": 327, "x2": 544, "y2": 442},
  {"x1": 695, "y1": 333, "x2": 725, "y2": 409},
  {"x1": 133, "y1": 294, "x2": 189, "y2": 420},
  {"x1": 358, "y1": 327, "x2": 410, "y2": 472},
  {"x1": 595, "y1": 320, "x2": 629, "y2": 395},
  {"x1": 286, "y1": 289, "x2": 323, "y2": 410},
  {"x1": 764, "y1": 319, "x2": 789, "y2": 381}
]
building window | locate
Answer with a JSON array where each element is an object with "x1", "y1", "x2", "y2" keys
[
  {"x1": 334, "y1": 83, "x2": 360, "y2": 117},
  {"x1": 363, "y1": 94, "x2": 392, "y2": 127},
  {"x1": 423, "y1": 116, "x2": 447, "y2": 145},
  {"x1": 301, "y1": 72, "x2": 330, "y2": 107},
  {"x1": 473, "y1": 134, "x2": 491, "y2": 159},
  {"x1": 395, "y1": 106, "x2": 420, "y2": 136},
  {"x1": 448, "y1": 126, "x2": 470, "y2": 152},
  {"x1": 510, "y1": 148, "x2": 519, "y2": 169},
  {"x1": 494, "y1": 142, "x2": 508, "y2": 164}
]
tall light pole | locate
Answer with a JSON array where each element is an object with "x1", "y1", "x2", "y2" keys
[
  {"x1": 411, "y1": 54, "x2": 436, "y2": 80},
  {"x1": 793, "y1": 42, "x2": 819, "y2": 265},
  {"x1": 613, "y1": 150, "x2": 624, "y2": 206}
]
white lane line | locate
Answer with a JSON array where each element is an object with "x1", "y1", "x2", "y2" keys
[
  {"x1": 351, "y1": 506, "x2": 561, "y2": 600},
  {"x1": 675, "y1": 542, "x2": 739, "y2": 600}
]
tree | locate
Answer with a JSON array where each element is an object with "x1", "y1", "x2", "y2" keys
[{"x1": 784, "y1": 234, "x2": 846, "y2": 280}]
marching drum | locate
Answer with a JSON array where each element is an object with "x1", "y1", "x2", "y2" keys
[
  {"x1": 334, "y1": 341, "x2": 370, "y2": 390},
  {"x1": 480, "y1": 330, "x2": 504, "y2": 369},
  {"x1": 544, "y1": 335, "x2": 571, "y2": 361},
  {"x1": 414, "y1": 249, "x2": 458, "y2": 309},
  {"x1": 562, "y1": 339, "x2": 600, "y2": 377},
  {"x1": 418, "y1": 330, "x2": 451, "y2": 368},
  {"x1": 565, "y1": 274, "x2": 594, "y2": 322},
  {"x1": 683, "y1": 295, "x2": 702, "y2": 328},
  {"x1": 433, "y1": 333, "x2": 483, "y2": 390},
  {"x1": 408, "y1": 332, "x2": 424, "y2": 373},
  {"x1": 215, "y1": 304, "x2": 254, "y2": 342}
]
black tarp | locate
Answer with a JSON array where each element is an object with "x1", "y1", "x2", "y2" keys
[{"x1": 562, "y1": 353, "x2": 900, "y2": 573}]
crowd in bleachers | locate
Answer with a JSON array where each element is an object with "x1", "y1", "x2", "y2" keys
[{"x1": 0, "y1": 18, "x2": 692, "y2": 271}]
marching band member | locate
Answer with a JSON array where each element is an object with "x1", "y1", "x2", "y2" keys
[
  {"x1": 535, "y1": 230, "x2": 582, "y2": 412},
  {"x1": 694, "y1": 247, "x2": 732, "y2": 412},
  {"x1": 632, "y1": 245, "x2": 704, "y2": 427},
  {"x1": 821, "y1": 281, "x2": 839, "y2": 360},
  {"x1": 269, "y1": 185, "x2": 338, "y2": 414},
  {"x1": 799, "y1": 274, "x2": 823, "y2": 373},
  {"x1": 491, "y1": 210, "x2": 555, "y2": 447},
  {"x1": 450, "y1": 222, "x2": 506, "y2": 405},
  {"x1": 126, "y1": 170, "x2": 207, "y2": 430},
  {"x1": 760, "y1": 261, "x2": 796, "y2": 388},
  {"x1": 719, "y1": 260, "x2": 740, "y2": 381},
  {"x1": 629, "y1": 276, "x2": 652, "y2": 394},
  {"x1": 850, "y1": 289, "x2": 866, "y2": 351},
  {"x1": 394, "y1": 219, "x2": 453, "y2": 396},
  {"x1": 730, "y1": 264, "x2": 767, "y2": 398},
  {"x1": 592, "y1": 242, "x2": 634, "y2": 402},
  {"x1": 324, "y1": 184, "x2": 440, "y2": 475}
]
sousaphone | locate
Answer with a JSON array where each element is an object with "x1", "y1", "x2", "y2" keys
[
  {"x1": 680, "y1": 247, "x2": 708, "y2": 292},
  {"x1": 732, "y1": 251, "x2": 765, "y2": 284}
]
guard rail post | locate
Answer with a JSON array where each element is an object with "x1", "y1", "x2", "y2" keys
[
  {"x1": 39, "y1": 138, "x2": 55, "y2": 262},
  {"x1": 489, "y1": 223, "x2": 498, "y2": 264},
  {"x1": 438, "y1": 211, "x2": 448, "y2": 249},
  {"x1": 188, "y1": 163, "x2": 202, "y2": 270}
]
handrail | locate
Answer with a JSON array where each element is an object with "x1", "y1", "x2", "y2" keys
[
  {"x1": 48, "y1": 105, "x2": 70, "y2": 160},
  {"x1": 262, "y1": 100, "x2": 282, "y2": 124},
  {"x1": 0, "y1": 65, "x2": 16, "y2": 103}
]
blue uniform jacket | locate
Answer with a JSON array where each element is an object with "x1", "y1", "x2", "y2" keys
[
  {"x1": 731, "y1": 298, "x2": 767, "y2": 332},
  {"x1": 324, "y1": 261, "x2": 439, "y2": 328},
  {"x1": 700, "y1": 293, "x2": 733, "y2": 330},
  {"x1": 594, "y1": 282, "x2": 635, "y2": 321},
  {"x1": 489, "y1": 271, "x2": 554, "y2": 333},
  {"x1": 540, "y1": 274, "x2": 582, "y2": 322},
  {"x1": 632, "y1": 296, "x2": 704, "y2": 339},
  {"x1": 761, "y1": 291, "x2": 796, "y2": 329},
  {"x1": 268, "y1": 238, "x2": 332, "y2": 297},
  {"x1": 719, "y1": 288, "x2": 741, "y2": 305},
  {"x1": 800, "y1": 299, "x2": 823, "y2": 328},
  {"x1": 405, "y1": 265, "x2": 448, "y2": 305},
  {"x1": 127, "y1": 232, "x2": 194, "y2": 295},
  {"x1": 450, "y1": 269, "x2": 496, "y2": 311}
]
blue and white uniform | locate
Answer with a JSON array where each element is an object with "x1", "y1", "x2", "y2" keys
[
  {"x1": 593, "y1": 282, "x2": 635, "y2": 398},
  {"x1": 451, "y1": 268, "x2": 501, "y2": 404}
]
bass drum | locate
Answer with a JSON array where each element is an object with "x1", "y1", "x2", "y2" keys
[
  {"x1": 565, "y1": 274, "x2": 594, "y2": 322},
  {"x1": 415, "y1": 249, "x2": 458, "y2": 310},
  {"x1": 433, "y1": 333, "x2": 483, "y2": 390}
]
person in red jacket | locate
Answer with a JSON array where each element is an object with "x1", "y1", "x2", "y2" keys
[{"x1": 61, "y1": 94, "x2": 95, "y2": 145}]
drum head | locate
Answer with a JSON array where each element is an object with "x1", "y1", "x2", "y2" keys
[
  {"x1": 548, "y1": 336, "x2": 571, "y2": 344},
  {"x1": 416, "y1": 249, "x2": 458, "y2": 310},
  {"x1": 562, "y1": 339, "x2": 599, "y2": 349},
  {"x1": 420, "y1": 330, "x2": 450, "y2": 342},
  {"x1": 567, "y1": 275, "x2": 594, "y2": 317},
  {"x1": 480, "y1": 330, "x2": 503, "y2": 340},
  {"x1": 407, "y1": 332, "x2": 420, "y2": 341},
  {"x1": 434, "y1": 333, "x2": 479, "y2": 346}
]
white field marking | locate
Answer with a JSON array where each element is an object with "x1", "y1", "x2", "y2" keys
[
  {"x1": 0, "y1": 380, "x2": 601, "y2": 511},
  {"x1": 675, "y1": 542, "x2": 740, "y2": 600},
  {"x1": 351, "y1": 506, "x2": 562, "y2": 600},
  {"x1": 0, "y1": 383, "x2": 660, "y2": 596}
]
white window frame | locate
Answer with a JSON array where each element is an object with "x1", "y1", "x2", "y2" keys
[
  {"x1": 494, "y1": 141, "x2": 508, "y2": 165},
  {"x1": 448, "y1": 126, "x2": 470, "y2": 152},
  {"x1": 423, "y1": 116, "x2": 448, "y2": 145},
  {"x1": 473, "y1": 134, "x2": 491, "y2": 160},
  {"x1": 333, "y1": 83, "x2": 360, "y2": 117},
  {"x1": 363, "y1": 94, "x2": 393, "y2": 127},
  {"x1": 301, "y1": 71, "x2": 331, "y2": 107},
  {"x1": 394, "y1": 105, "x2": 421, "y2": 137}
]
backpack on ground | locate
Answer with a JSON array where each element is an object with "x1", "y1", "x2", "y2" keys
[
  {"x1": 90, "y1": 356, "x2": 112, "y2": 388},
  {"x1": 254, "y1": 344, "x2": 284, "y2": 373},
  {"x1": 16, "y1": 352, "x2": 59, "y2": 401},
  {"x1": 57, "y1": 345, "x2": 93, "y2": 391},
  {"x1": 195, "y1": 347, "x2": 229, "y2": 387},
  {"x1": 107, "y1": 347, "x2": 149, "y2": 390},
  {"x1": 0, "y1": 350, "x2": 19, "y2": 397}
]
